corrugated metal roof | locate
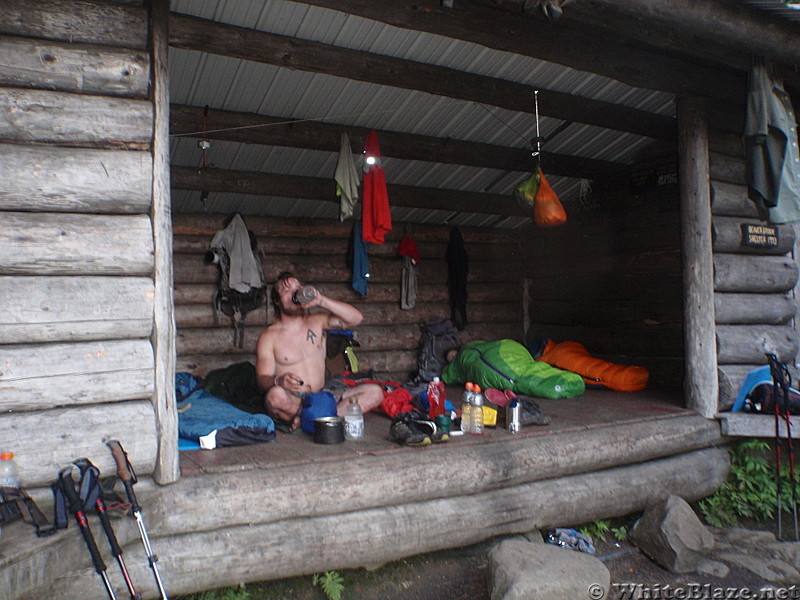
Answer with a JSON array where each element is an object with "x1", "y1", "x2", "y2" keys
[{"x1": 168, "y1": 0, "x2": 676, "y2": 229}]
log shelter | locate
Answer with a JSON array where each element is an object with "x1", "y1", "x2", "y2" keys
[{"x1": 0, "y1": 1, "x2": 798, "y2": 598}]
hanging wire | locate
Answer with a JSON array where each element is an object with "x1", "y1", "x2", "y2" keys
[{"x1": 533, "y1": 90, "x2": 542, "y2": 167}]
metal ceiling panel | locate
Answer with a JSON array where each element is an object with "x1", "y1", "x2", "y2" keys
[{"x1": 168, "y1": 0, "x2": 677, "y2": 229}]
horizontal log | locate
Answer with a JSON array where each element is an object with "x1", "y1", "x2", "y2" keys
[
  {"x1": 709, "y1": 129, "x2": 745, "y2": 160},
  {"x1": 0, "y1": 339, "x2": 154, "y2": 411},
  {"x1": 0, "y1": 212, "x2": 154, "y2": 276},
  {"x1": 525, "y1": 273, "x2": 683, "y2": 304},
  {"x1": 173, "y1": 253, "x2": 518, "y2": 285},
  {"x1": 0, "y1": 144, "x2": 151, "y2": 213},
  {"x1": 174, "y1": 301, "x2": 521, "y2": 329},
  {"x1": 0, "y1": 400, "x2": 157, "y2": 488},
  {"x1": 528, "y1": 299, "x2": 682, "y2": 328},
  {"x1": 74, "y1": 447, "x2": 727, "y2": 598},
  {"x1": 169, "y1": 13, "x2": 675, "y2": 141},
  {"x1": 532, "y1": 247, "x2": 681, "y2": 278},
  {"x1": 713, "y1": 254, "x2": 799, "y2": 293},
  {"x1": 0, "y1": 0, "x2": 148, "y2": 49},
  {"x1": 154, "y1": 415, "x2": 723, "y2": 535},
  {"x1": 712, "y1": 216, "x2": 794, "y2": 255},
  {"x1": 177, "y1": 322, "x2": 522, "y2": 356},
  {"x1": 718, "y1": 363, "x2": 762, "y2": 412},
  {"x1": 0, "y1": 88, "x2": 152, "y2": 149},
  {"x1": 172, "y1": 213, "x2": 526, "y2": 245},
  {"x1": 171, "y1": 104, "x2": 628, "y2": 182},
  {"x1": 716, "y1": 324, "x2": 799, "y2": 364},
  {"x1": 171, "y1": 165, "x2": 531, "y2": 218},
  {"x1": 714, "y1": 293, "x2": 796, "y2": 326},
  {"x1": 0, "y1": 36, "x2": 149, "y2": 97},
  {"x1": 174, "y1": 281, "x2": 523, "y2": 306},
  {"x1": 174, "y1": 234, "x2": 523, "y2": 263},
  {"x1": 710, "y1": 181, "x2": 759, "y2": 218},
  {"x1": 530, "y1": 323, "x2": 684, "y2": 358},
  {"x1": 709, "y1": 152, "x2": 745, "y2": 185},
  {"x1": 0, "y1": 276, "x2": 154, "y2": 344}
]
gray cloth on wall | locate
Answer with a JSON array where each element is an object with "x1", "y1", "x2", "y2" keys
[
  {"x1": 745, "y1": 62, "x2": 800, "y2": 224},
  {"x1": 334, "y1": 132, "x2": 360, "y2": 221},
  {"x1": 400, "y1": 255, "x2": 418, "y2": 310},
  {"x1": 208, "y1": 213, "x2": 265, "y2": 293}
]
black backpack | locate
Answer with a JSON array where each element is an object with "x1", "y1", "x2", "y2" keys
[
  {"x1": 416, "y1": 317, "x2": 462, "y2": 382},
  {"x1": 205, "y1": 215, "x2": 267, "y2": 348}
]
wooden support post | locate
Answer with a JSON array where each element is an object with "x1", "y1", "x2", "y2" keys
[
  {"x1": 677, "y1": 95, "x2": 718, "y2": 418},
  {"x1": 150, "y1": 0, "x2": 178, "y2": 484}
]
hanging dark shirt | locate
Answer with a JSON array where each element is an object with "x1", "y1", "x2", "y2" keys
[{"x1": 446, "y1": 226, "x2": 469, "y2": 330}]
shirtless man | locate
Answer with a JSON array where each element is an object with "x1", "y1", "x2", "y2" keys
[{"x1": 256, "y1": 272, "x2": 384, "y2": 431}]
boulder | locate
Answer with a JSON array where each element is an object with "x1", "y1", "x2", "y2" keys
[
  {"x1": 489, "y1": 537, "x2": 610, "y2": 600},
  {"x1": 629, "y1": 495, "x2": 714, "y2": 573}
]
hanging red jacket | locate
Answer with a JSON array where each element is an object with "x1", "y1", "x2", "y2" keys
[{"x1": 362, "y1": 130, "x2": 392, "y2": 244}]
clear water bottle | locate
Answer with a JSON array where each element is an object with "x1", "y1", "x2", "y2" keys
[
  {"x1": 0, "y1": 452, "x2": 20, "y2": 487},
  {"x1": 460, "y1": 382, "x2": 474, "y2": 434},
  {"x1": 292, "y1": 285, "x2": 318, "y2": 305},
  {"x1": 471, "y1": 385, "x2": 484, "y2": 435},
  {"x1": 344, "y1": 398, "x2": 364, "y2": 440}
]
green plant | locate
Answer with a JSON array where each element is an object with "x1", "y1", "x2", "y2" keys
[
  {"x1": 699, "y1": 438, "x2": 800, "y2": 528},
  {"x1": 312, "y1": 570, "x2": 345, "y2": 600},
  {"x1": 578, "y1": 519, "x2": 611, "y2": 543},
  {"x1": 188, "y1": 585, "x2": 252, "y2": 600},
  {"x1": 610, "y1": 525, "x2": 628, "y2": 541}
]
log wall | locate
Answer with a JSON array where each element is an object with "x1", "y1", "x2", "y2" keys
[
  {"x1": 711, "y1": 143, "x2": 800, "y2": 411},
  {"x1": 173, "y1": 214, "x2": 526, "y2": 383},
  {"x1": 0, "y1": 0, "x2": 159, "y2": 489},
  {"x1": 522, "y1": 191, "x2": 684, "y2": 390}
]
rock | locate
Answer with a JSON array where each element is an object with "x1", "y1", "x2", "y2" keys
[
  {"x1": 629, "y1": 495, "x2": 714, "y2": 573},
  {"x1": 710, "y1": 526, "x2": 777, "y2": 548},
  {"x1": 489, "y1": 538, "x2": 610, "y2": 600},
  {"x1": 696, "y1": 558, "x2": 729, "y2": 578},
  {"x1": 717, "y1": 551, "x2": 800, "y2": 584},
  {"x1": 764, "y1": 541, "x2": 800, "y2": 569},
  {"x1": 523, "y1": 529, "x2": 544, "y2": 544}
]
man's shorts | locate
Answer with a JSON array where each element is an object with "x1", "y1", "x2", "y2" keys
[{"x1": 322, "y1": 375, "x2": 350, "y2": 402}]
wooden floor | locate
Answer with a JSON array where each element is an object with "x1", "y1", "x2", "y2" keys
[{"x1": 179, "y1": 388, "x2": 691, "y2": 476}]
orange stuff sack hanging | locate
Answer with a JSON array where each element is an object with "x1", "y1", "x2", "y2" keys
[
  {"x1": 536, "y1": 339, "x2": 649, "y2": 392},
  {"x1": 533, "y1": 171, "x2": 567, "y2": 227}
]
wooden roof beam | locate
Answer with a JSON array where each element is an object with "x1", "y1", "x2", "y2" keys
[
  {"x1": 290, "y1": 0, "x2": 746, "y2": 103},
  {"x1": 170, "y1": 104, "x2": 630, "y2": 181},
  {"x1": 171, "y1": 165, "x2": 534, "y2": 218},
  {"x1": 169, "y1": 12, "x2": 676, "y2": 141}
]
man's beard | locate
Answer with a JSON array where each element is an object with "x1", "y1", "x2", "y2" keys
[{"x1": 281, "y1": 304, "x2": 305, "y2": 317}]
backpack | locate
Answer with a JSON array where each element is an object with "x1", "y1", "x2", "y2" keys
[
  {"x1": 326, "y1": 330, "x2": 360, "y2": 378},
  {"x1": 206, "y1": 214, "x2": 267, "y2": 348},
  {"x1": 416, "y1": 317, "x2": 463, "y2": 382}
]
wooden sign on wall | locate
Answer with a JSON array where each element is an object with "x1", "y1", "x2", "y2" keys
[{"x1": 740, "y1": 224, "x2": 779, "y2": 249}]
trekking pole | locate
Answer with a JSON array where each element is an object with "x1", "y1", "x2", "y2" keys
[
  {"x1": 76, "y1": 459, "x2": 142, "y2": 600},
  {"x1": 775, "y1": 359, "x2": 800, "y2": 541},
  {"x1": 767, "y1": 353, "x2": 785, "y2": 540},
  {"x1": 58, "y1": 467, "x2": 118, "y2": 600},
  {"x1": 106, "y1": 440, "x2": 169, "y2": 600}
]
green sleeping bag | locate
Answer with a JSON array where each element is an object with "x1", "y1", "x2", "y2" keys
[{"x1": 442, "y1": 339, "x2": 585, "y2": 399}]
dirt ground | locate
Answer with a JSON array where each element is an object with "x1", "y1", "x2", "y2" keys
[{"x1": 200, "y1": 514, "x2": 798, "y2": 600}]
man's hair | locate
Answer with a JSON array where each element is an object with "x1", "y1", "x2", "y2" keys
[{"x1": 271, "y1": 271, "x2": 296, "y2": 315}]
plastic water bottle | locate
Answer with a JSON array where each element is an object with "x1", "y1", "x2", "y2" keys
[
  {"x1": 460, "y1": 382, "x2": 474, "y2": 433},
  {"x1": 344, "y1": 398, "x2": 364, "y2": 440},
  {"x1": 0, "y1": 452, "x2": 20, "y2": 487},
  {"x1": 471, "y1": 385, "x2": 484, "y2": 435},
  {"x1": 427, "y1": 376, "x2": 446, "y2": 418},
  {"x1": 292, "y1": 285, "x2": 318, "y2": 305}
]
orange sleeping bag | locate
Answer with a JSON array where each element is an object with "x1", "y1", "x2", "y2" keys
[{"x1": 536, "y1": 339, "x2": 649, "y2": 392}]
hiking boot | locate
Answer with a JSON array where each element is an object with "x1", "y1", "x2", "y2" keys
[
  {"x1": 414, "y1": 418, "x2": 450, "y2": 443},
  {"x1": 390, "y1": 419, "x2": 431, "y2": 447},
  {"x1": 519, "y1": 397, "x2": 552, "y2": 426}
]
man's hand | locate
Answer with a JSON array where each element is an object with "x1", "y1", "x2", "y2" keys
[{"x1": 276, "y1": 372, "x2": 305, "y2": 392}]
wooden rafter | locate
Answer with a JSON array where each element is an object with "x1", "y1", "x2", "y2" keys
[
  {"x1": 170, "y1": 104, "x2": 630, "y2": 181},
  {"x1": 169, "y1": 12, "x2": 676, "y2": 141}
]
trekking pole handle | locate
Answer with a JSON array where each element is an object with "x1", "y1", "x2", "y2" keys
[
  {"x1": 106, "y1": 440, "x2": 141, "y2": 513},
  {"x1": 59, "y1": 469, "x2": 109, "y2": 576}
]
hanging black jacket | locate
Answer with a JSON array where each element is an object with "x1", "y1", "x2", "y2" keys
[{"x1": 446, "y1": 226, "x2": 469, "y2": 330}]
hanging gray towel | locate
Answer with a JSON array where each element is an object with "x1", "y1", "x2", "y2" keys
[
  {"x1": 335, "y1": 132, "x2": 360, "y2": 221},
  {"x1": 400, "y1": 256, "x2": 418, "y2": 310}
]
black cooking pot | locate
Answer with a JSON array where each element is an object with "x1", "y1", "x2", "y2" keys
[{"x1": 314, "y1": 416, "x2": 345, "y2": 444}]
